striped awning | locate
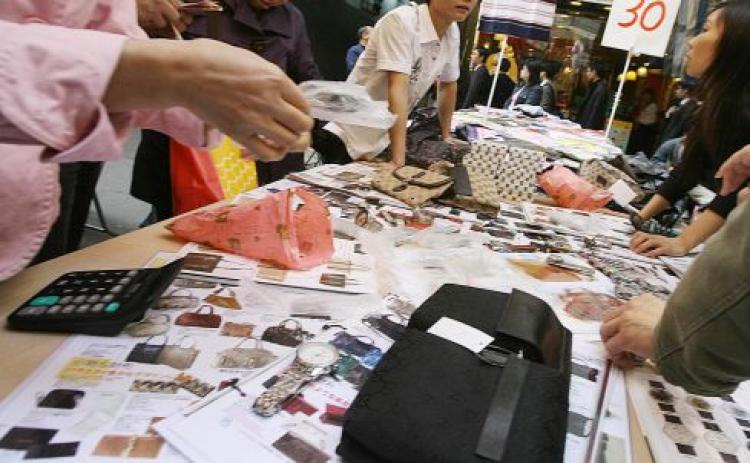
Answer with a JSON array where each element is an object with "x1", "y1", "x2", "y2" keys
[{"x1": 478, "y1": 0, "x2": 557, "y2": 42}]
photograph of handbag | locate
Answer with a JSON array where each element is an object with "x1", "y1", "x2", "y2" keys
[
  {"x1": 362, "y1": 314, "x2": 406, "y2": 341},
  {"x1": 204, "y1": 286, "x2": 241, "y2": 310},
  {"x1": 156, "y1": 289, "x2": 200, "y2": 310},
  {"x1": 216, "y1": 337, "x2": 277, "y2": 369},
  {"x1": 281, "y1": 394, "x2": 319, "y2": 416},
  {"x1": 93, "y1": 435, "x2": 164, "y2": 459},
  {"x1": 579, "y1": 159, "x2": 645, "y2": 202},
  {"x1": 330, "y1": 332, "x2": 379, "y2": 358},
  {"x1": 182, "y1": 252, "x2": 222, "y2": 273},
  {"x1": 157, "y1": 336, "x2": 200, "y2": 370},
  {"x1": 125, "y1": 314, "x2": 171, "y2": 337},
  {"x1": 372, "y1": 166, "x2": 453, "y2": 207},
  {"x1": 37, "y1": 389, "x2": 85, "y2": 410},
  {"x1": 272, "y1": 432, "x2": 330, "y2": 463},
  {"x1": 175, "y1": 305, "x2": 222, "y2": 329},
  {"x1": 125, "y1": 336, "x2": 168, "y2": 364},
  {"x1": 343, "y1": 363, "x2": 371, "y2": 390},
  {"x1": 220, "y1": 321, "x2": 255, "y2": 338},
  {"x1": 261, "y1": 319, "x2": 312, "y2": 347},
  {"x1": 319, "y1": 404, "x2": 347, "y2": 427}
]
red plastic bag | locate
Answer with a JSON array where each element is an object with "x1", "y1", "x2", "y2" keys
[
  {"x1": 538, "y1": 165, "x2": 612, "y2": 211},
  {"x1": 167, "y1": 188, "x2": 334, "y2": 270},
  {"x1": 170, "y1": 140, "x2": 224, "y2": 215}
]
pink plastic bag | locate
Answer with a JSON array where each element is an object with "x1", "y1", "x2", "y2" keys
[
  {"x1": 538, "y1": 165, "x2": 613, "y2": 211},
  {"x1": 167, "y1": 188, "x2": 334, "y2": 270}
]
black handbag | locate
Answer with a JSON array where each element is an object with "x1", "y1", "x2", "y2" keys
[
  {"x1": 125, "y1": 336, "x2": 167, "y2": 364},
  {"x1": 338, "y1": 284, "x2": 572, "y2": 463}
]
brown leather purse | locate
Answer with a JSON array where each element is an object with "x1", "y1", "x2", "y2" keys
[
  {"x1": 204, "y1": 287, "x2": 241, "y2": 310},
  {"x1": 175, "y1": 305, "x2": 222, "y2": 328}
]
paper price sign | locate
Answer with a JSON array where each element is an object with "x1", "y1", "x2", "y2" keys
[{"x1": 602, "y1": 0, "x2": 680, "y2": 57}]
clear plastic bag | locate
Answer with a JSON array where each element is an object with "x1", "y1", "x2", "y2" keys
[{"x1": 300, "y1": 80, "x2": 396, "y2": 129}]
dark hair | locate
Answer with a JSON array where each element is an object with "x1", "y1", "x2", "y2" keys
[
  {"x1": 587, "y1": 60, "x2": 610, "y2": 79},
  {"x1": 684, "y1": 0, "x2": 750, "y2": 168},
  {"x1": 498, "y1": 58, "x2": 511, "y2": 73},
  {"x1": 475, "y1": 48, "x2": 490, "y2": 61},
  {"x1": 357, "y1": 26, "x2": 371, "y2": 40},
  {"x1": 523, "y1": 60, "x2": 542, "y2": 86},
  {"x1": 541, "y1": 60, "x2": 562, "y2": 80}
]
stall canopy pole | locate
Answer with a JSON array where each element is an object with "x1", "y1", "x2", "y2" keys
[
  {"x1": 484, "y1": 38, "x2": 508, "y2": 114},
  {"x1": 605, "y1": 48, "x2": 633, "y2": 138}
]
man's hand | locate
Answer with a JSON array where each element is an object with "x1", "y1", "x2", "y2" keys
[
  {"x1": 717, "y1": 144, "x2": 750, "y2": 195},
  {"x1": 630, "y1": 232, "x2": 688, "y2": 257},
  {"x1": 137, "y1": 0, "x2": 192, "y2": 36},
  {"x1": 600, "y1": 294, "x2": 666, "y2": 367}
]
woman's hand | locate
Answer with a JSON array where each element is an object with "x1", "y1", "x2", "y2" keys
[
  {"x1": 630, "y1": 231, "x2": 688, "y2": 257},
  {"x1": 600, "y1": 294, "x2": 666, "y2": 367},
  {"x1": 717, "y1": 144, "x2": 750, "y2": 195}
]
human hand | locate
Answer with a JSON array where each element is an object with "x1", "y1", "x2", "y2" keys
[
  {"x1": 137, "y1": 0, "x2": 192, "y2": 36},
  {"x1": 176, "y1": 40, "x2": 313, "y2": 161},
  {"x1": 600, "y1": 293, "x2": 666, "y2": 367},
  {"x1": 717, "y1": 144, "x2": 750, "y2": 196},
  {"x1": 630, "y1": 231, "x2": 688, "y2": 257}
]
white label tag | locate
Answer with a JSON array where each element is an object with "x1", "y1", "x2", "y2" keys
[
  {"x1": 608, "y1": 179, "x2": 637, "y2": 207},
  {"x1": 427, "y1": 317, "x2": 494, "y2": 354}
]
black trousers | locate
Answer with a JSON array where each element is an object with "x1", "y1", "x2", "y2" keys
[
  {"x1": 32, "y1": 161, "x2": 103, "y2": 264},
  {"x1": 312, "y1": 127, "x2": 352, "y2": 165}
]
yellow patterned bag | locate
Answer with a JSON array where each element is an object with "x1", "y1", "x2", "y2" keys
[{"x1": 210, "y1": 137, "x2": 258, "y2": 199}]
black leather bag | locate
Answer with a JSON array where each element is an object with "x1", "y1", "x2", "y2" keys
[{"x1": 338, "y1": 284, "x2": 572, "y2": 463}]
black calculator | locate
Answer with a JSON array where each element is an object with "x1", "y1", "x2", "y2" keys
[{"x1": 6, "y1": 259, "x2": 184, "y2": 336}]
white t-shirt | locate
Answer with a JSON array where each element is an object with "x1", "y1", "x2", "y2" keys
[
  {"x1": 637, "y1": 102, "x2": 659, "y2": 125},
  {"x1": 325, "y1": 3, "x2": 460, "y2": 160}
]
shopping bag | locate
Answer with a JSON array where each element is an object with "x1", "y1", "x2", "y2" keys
[
  {"x1": 538, "y1": 165, "x2": 612, "y2": 211},
  {"x1": 170, "y1": 140, "x2": 224, "y2": 215},
  {"x1": 167, "y1": 188, "x2": 334, "y2": 270},
  {"x1": 210, "y1": 137, "x2": 257, "y2": 199}
]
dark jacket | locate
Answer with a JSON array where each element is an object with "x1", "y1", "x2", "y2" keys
[
  {"x1": 577, "y1": 79, "x2": 609, "y2": 130},
  {"x1": 540, "y1": 81, "x2": 559, "y2": 115},
  {"x1": 461, "y1": 65, "x2": 492, "y2": 109},
  {"x1": 660, "y1": 98, "x2": 698, "y2": 144},
  {"x1": 503, "y1": 83, "x2": 543, "y2": 109},
  {"x1": 490, "y1": 72, "x2": 516, "y2": 109},
  {"x1": 346, "y1": 43, "x2": 365, "y2": 73}
]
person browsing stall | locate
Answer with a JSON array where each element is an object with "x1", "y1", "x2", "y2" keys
[
  {"x1": 346, "y1": 26, "x2": 372, "y2": 74},
  {"x1": 313, "y1": 0, "x2": 477, "y2": 167},
  {"x1": 503, "y1": 60, "x2": 543, "y2": 109},
  {"x1": 630, "y1": 0, "x2": 750, "y2": 258}
]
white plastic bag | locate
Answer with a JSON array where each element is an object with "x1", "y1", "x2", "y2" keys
[{"x1": 300, "y1": 80, "x2": 397, "y2": 129}]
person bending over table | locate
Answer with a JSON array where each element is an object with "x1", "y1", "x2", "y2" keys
[
  {"x1": 601, "y1": 143, "x2": 750, "y2": 396},
  {"x1": 312, "y1": 0, "x2": 477, "y2": 168},
  {"x1": 0, "y1": 1, "x2": 312, "y2": 281},
  {"x1": 630, "y1": 0, "x2": 750, "y2": 258}
]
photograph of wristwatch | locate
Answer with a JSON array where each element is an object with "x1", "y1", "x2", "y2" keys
[{"x1": 253, "y1": 342, "x2": 339, "y2": 417}]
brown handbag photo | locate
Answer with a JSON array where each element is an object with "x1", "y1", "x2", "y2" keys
[
  {"x1": 175, "y1": 305, "x2": 222, "y2": 329},
  {"x1": 157, "y1": 336, "x2": 200, "y2": 370},
  {"x1": 204, "y1": 286, "x2": 241, "y2": 310},
  {"x1": 220, "y1": 321, "x2": 255, "y2": 338},
  {"x1": 261, "y1": 319, "x2": 312, "y2": 347},
  {"x1": 372, "y1": 165, "x2": 453, "y2": 207},
  {"x1": 156, "y1": 289, "x2": 200, "y2": 310}
]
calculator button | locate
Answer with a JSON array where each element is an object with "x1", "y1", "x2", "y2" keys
[
  {"x1": 59, "y1": 296, "x2": 73, "y2": 304},
  {"x1": 95, "y1": 287, "x2": 107, "y2": 292},
  {"x1": 73, "y1": 295, "x2": 87, "y2": 303},
  {"x1": 56, "y1": 280, "x2": 68, "y2": 286},
  {"x1": 17, "y1": 307, "x2": 38, "y2": 316},
  {"x1": 125, "y1": 283, "x2": 142, "y2": 296},
  {"x1": 111, "y1": 285, "x2": 124, "y2": 293},
  {"x1": 79, "y1": 287, "x2": 90, "y2": 294},
  {"x1": 102, "y1": 294, "x2": 115, "y2": 303},
  {"x1": 126, "y1": 270, "x2": 138, "y2": 277},
  {"x1": 104, "y1": 279, "x2": 115, "y2": 284},
  {"x1": 47, "y1": 305, "x2": 62, "y2": 315},
  {"x1": 118, "y1": 277, "x2": 132, "y2": 285},
  {"x1": 62, "y1": 305, "x2": 76, "y2": 314},
  {"x1": 72, "y1": 279, "x2": 84, "y2": 285},
  {"x1": 87, "y1": 295, "x2": 101, "y2": 303},
  {"x1": 75, "y1": 304, "x2": 91, "y2": 314},
  {"x1": 91, "y1": 303, "x2": 105, "y2": 313},
  {"x1": 30, "y1": 296, "x2": 60, "y2": 306},
  {"x1": 62, "y1": 288, "x2": 74, "y2": 294},
  {"x1": 105, "y1": 302, "x2": 120, "y2": 313}
]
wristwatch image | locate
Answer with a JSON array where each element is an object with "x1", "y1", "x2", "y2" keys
[{"x1": 253, "y1": 342, "x2": 339, "y2": 417}]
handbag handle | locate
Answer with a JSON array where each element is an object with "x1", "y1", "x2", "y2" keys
[
  {"x1": 166, "y1": 288, "x2": 193, "y2": 297},
  {"x1": 210, "y1": 286, "x2": 235, "y2": 296},
  {"x1": 146, "y1": 314, "x2": 171, "y2": 325},
  {"x1": 393, "y1": 167, "x2": 452, "y2": 188},
  {"x1": 195, "y1": 305, "x2": 214, "y2": 315},
  {"x1": 144, "y1": 335, "x2": 169, "y2": 346},
  {"x1": 233, "y1": 336, "x2": 263, "y2": 350},
  {"x1": 176, "y1": 336, "x2": 196, "y2": 349}
]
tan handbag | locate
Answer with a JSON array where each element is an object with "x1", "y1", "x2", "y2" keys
[
  {"x1": 157, "y1": 336, "x2": 199, "y2": 370},
  {"x1": 220, "y1": 321, "x2": 255, "y2": 338},
  {"x1": 216, "y1": 338, "x2": 277, "y2": 369},
  {"x1": 579, "y1": 159, "x2": 645, "y2": 201},
  {"x1": 204, "y1": 287, "x2": 241, "y2": 310},
  {"x1": 464, "y1": 140, "x2": 546, "y2": 205},
  {"x1": 372, "y1": 166, "x2": 453, "y2": 207}
]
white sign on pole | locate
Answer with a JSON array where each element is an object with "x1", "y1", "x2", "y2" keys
[{"x1": 601, "y1": 0, "x2": 680, "y2": 57}]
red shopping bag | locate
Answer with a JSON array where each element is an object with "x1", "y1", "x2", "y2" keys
[
  {"x1": 538, "y1": 165, "x2": 612, "y2": 211},
  {"x1": 170, "y1": 140, "x2": 224, "y2": 215}
]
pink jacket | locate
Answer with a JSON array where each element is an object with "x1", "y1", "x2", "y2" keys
[{"x1": 0, "y1": 1, "x2": 213, "y2": 280}]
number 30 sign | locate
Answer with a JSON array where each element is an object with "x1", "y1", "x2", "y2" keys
[{"x1": 601, "y1": 0, "x2": 680, "y2": 57}]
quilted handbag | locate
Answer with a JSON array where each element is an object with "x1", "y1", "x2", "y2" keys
[
  {"x1": 464, "y1": 140, "x2": 546, "y2": 206},
  {"x1": 261, "y1": 319, "x2": 312, "y2": 347},
  {"x1": 372, "y1": 166, "x2": 453, "y2": 207},
  {"x1": 126, "y1": 336, "x2": 168, "y2": 364},
  {"x1": 204, "y1": 287, "x2": 241, "y2": 310},
  {"x1": 175, "y1": 305, "x2": 222, "y2": 328},
  {"x1": 157, "y1": 336, "x2": 199, "y2": 370},
  {"x1": 216, "y1": 338, "x2": 277, "y2": 369},
  {"x1": 156, "y1": 289, "x2": 200, "y2": 310},
  {"x1": 579, "y1": 159, "x2": 645, "y2": 201}
]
